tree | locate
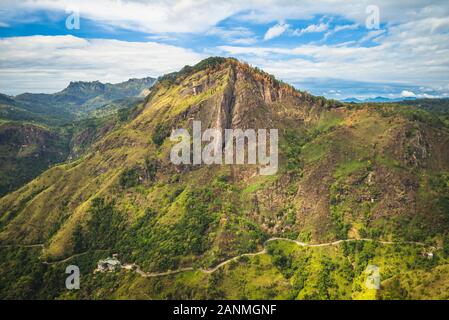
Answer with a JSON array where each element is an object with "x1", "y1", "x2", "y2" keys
[{"x1": 72, "y1": 224, "x2": 86, "y2": 253}]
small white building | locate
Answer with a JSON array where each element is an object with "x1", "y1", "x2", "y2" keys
[{"x1": 95, "y1": 257, "x2": 121, "y2": 273}]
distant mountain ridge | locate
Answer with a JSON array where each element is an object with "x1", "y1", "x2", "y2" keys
[
  {"x1": 0, "y1": 77, "x2": 155, "y2": 196},
  {"x1": 397, "y1": 97, "x2": 449, "y2": 113},
  {"x1": 341, "y1": 96, "x2": 417, "y2": 103},
  {"x1": 14, "y1": 77, "x2": 156, "y2": 117},
  {"x1": 60, "y1": 77, "x2": 156, "y2": 101}
]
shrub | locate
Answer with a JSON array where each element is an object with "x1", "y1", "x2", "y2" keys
[
  {"x1": 86, "y1": 198, "x2": 126, "y2": 250},
  {"x1": 152, "y1": 122, "x2": 170, "y2": 146},
  {"x1": 119, "y1": 168, "x2": 140, "y2": 188},
  {"x1": 145, "y1": 157, "x2": 158, "y2": 181}
]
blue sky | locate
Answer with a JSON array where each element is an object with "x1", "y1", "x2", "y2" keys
[{"x1": 0, "y1": 0, "x2": 448, "y2": 99}]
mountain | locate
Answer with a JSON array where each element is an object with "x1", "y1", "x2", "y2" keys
[
  {"x1": 398, "y1": 98, "x2": 449, "y2": 114},
  {"x1": 1, "y1": 57, "x2": 449, "y2": 300},
  {"x1": 0, "y1": 78, "x2": 154, "y2": 197},
  {"x1": 0, "y1": 123, "x2": 69, "y2": 196},
  {"x1": 341, "y1": 97, "x2": 449, "y2": 127},
  {"x1": 12, "y1": 77, "x2": 156, "y2": 119},
  {"x1": 342, "y1": 96, "x2": 417, "y2": 103},
  {"x1": 341, "y1": 97, "x2": 363, "y2": 103},
  {"x1": 0, "y1": 93, "x2": 17, "y2": 106},
  {"x1": 0, "y1": 92, "x2": 73, "y2": 196},
  {"x1": 0, "y1": 92, "x2": 74, "y2": 125},
  {"x1": 0, "y1": 107, "x2": 137, "y2": 198}
]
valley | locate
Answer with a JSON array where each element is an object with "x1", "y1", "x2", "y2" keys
[
  {"x1": 1, "y1": 57, "x2": 449, "y2": 300},
  {"x1": 0, "y1": 77, "x2": 156, "y2": 196}
]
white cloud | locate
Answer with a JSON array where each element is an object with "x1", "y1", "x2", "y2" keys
[
  {"x1": 358, "y1": 29, "x2": 385, "y2": 43},
  {"x1": 322, "y1": 23, "x2": 359, "y2": 41},
  {"x1": 2, "y1": 0, "x2": 449, "y2": 35},
  {"x1": 229, "y1": 37, "x2": 257, "y2": 45},
  {"x1": 264, "y1": 22, "x2": 289, "y2": 40},
  {"x1": 1, "y1": 1, "x2": 449, "y2": 96},
  {"x1": 0, "y1": 22, "x2": 9, "y2": 27},
  {"x1": 333, "y1": 23, "x2": 359, "y2": 33},
  {"x1": 0, "y1": 35, "x2": 204, "y2": 94},
  {"x1": 146, "y1": 34, "x2": 178, "y2": 42},
  {"x1": 243, "y1": 0, "x2": 449, "y2": 26},
  {"x1": 0, "y1": 0, "x2": 244, "y2": 33},
  {"x1": 293, "y1": 23, "x2": 328, "y2": 36},
  {"x1": 207, "y1": 27, "x2": 257, "y2": 44},
  {"x1": 400, "y1": 90, "x2": 443, "y2": 99},
  {"x1": 218, "y1": 15, "x2": 449, "y2": 91},
  {"x1": 401, "y1": 90, "x2": 416, "y2": 97}
]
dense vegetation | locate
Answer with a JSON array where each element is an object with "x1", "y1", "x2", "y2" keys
[
  {"x1": 0, "y1": 78, "x2": 152, "y2": 196},
  {"x1": 1, "y1": 58, "x2": 448, "y2": 300}
]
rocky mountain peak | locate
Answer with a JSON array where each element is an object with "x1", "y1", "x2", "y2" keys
[{"x1": 63, "y1": 80, "x2": 106, "y2": 95}]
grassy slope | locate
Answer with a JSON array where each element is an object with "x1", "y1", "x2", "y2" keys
[
  {"x1": 0, "y1": 122, "x2": 70, "y2": 197},
  {"x1": 1, "y1": 58, "x2": 449, "y2": 299},
  {"x1": 2, "y1": 239, "x2": 448, "y2": 300}
]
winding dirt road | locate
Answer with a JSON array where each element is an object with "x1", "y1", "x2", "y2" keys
[
  {"x1": 1, "y1": 237, "x2": 429, "y2": 278},
  {"x1": 120, "y1": 237, "x2": 427, "y2": 278}
]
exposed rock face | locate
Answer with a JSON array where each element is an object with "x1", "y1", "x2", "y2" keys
[
  {"x1": 1, "y1": 57, "x2": 449, "y2": 300},
  {"x1": 67, "y1": 120, "x2": 117, "y2": 161},
  {"x1": 0, "y1": 57, "x2": 448, "y2": 262},
  {"x1": 0, "y1": 123, "x2": 68, "y2": 196}
]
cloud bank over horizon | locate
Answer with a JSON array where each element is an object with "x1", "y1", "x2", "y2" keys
[
  {"x1": 0, "y1": 35, "x2": 204, "y2": 94},
  {"x1": 0, "y1": 0, "x2": 448, "y2": 99}
]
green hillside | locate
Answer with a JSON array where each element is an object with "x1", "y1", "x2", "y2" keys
[
  {"x1": 0, "y1": 77, "x2": 154, "y2": 197},
  {"x1": 1, "y1": 58, "x2": 449, "y2": 299},
  {"x1": 13, "y1": 77, "x2": 156, "y2": 119}
]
